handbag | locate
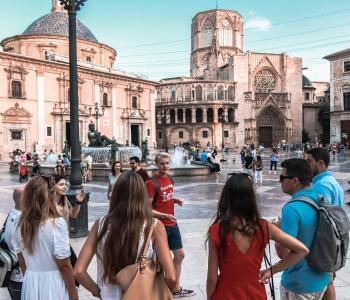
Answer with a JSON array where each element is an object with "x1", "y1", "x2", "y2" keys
[{"x1": 115, "y1": 219, "x2": 173, "y2": 300}]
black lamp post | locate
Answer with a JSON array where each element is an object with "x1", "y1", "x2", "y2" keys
[
  {"x1": 86, "y1": 102, "x2": 105, "y2": 132},
  {"x1": 60, "y1": 0, "x2": 89, "y2": 237},
  {"x1": 160, "y1": 109, "x2": 168, "y2": 152},
  {"x1": 220, "y1": 111, "x2": 227, "y2": 162}
]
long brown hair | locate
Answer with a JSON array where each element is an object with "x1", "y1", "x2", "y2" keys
[
  {"x1": 97, "y1": 171, "x2": 152, "y2": 283},
  {"x1": 17, "y1": 176, "x2": 58, "y2": 254},
  {"x1": 207, "y1": 174, "x2": 264, "y2": 255}
]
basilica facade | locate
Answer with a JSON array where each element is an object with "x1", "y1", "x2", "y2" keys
[
  {"x1": 0, "y1": 0, "x2": 157, "y2": 160},
  {"x1": 156, "y1": 9, "x2": 303, "y2": 149}
]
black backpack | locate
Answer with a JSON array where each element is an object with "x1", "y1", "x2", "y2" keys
[
  {"x1": 149, "y1": 175, "x2": 174, "y2": 207},
  {"x1": 290, "y1": 196, "x2": 350, "y2": 272}
]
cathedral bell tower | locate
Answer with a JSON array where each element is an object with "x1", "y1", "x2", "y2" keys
[{"x1": 51, "y1": 0, "x2": 65, "y2": 13}]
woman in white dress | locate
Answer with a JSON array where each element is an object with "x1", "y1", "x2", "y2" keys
[
  {"x1": 107, "y1": 161, "x2": 122, "y2": 200},
  {"x1": 74, "y1": 171, "x2": 176, "y2": 300},
  {"x1": 13, "y1": 175, "x2": 78, "y2": 300}
]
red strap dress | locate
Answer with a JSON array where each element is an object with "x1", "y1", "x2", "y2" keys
[{"x1": 209, "y1": 220, "x2": 269, "y2": 300}]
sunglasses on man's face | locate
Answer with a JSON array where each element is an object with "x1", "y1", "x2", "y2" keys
[{"x1": 279, "y1": 174, "x2": 295, "y2": 183}]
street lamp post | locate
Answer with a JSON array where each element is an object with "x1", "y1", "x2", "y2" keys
[
  {"x1": 86, "y1": 102, "x2": 105, "y2": 132},
  {"x1": 220, "y1": 111, "x2": 227, "y2": 162},
  {"x1": 160, "y1": 109, "x2": 168, "y2": 152},
  {"x1": 60, "y1": 0, "x2": 89, "y2": 237}
]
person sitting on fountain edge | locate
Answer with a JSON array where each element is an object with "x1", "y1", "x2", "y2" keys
[{"x1": 129, "y1": 156, "x2": 149, "y2": 182}]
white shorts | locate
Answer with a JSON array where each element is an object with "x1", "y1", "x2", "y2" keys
[{"x1": 280, "y1": 286, "x2": 326, "y2": 300}]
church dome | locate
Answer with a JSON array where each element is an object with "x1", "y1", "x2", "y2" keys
[
  {"x1": 302, "y1": 75, "x2": 313, "y2": 88},
  {"x1": 22, "y1": 11, "x2": 98, "y2": 43}
]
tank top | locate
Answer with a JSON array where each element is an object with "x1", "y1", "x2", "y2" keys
[{"x1": 96, "y1": 217, "x2": 158, "y2": 300}]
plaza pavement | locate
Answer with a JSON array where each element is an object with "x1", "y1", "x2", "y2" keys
[{"x1": 0, "y1": 151, "x2": 350, "y2": 299}]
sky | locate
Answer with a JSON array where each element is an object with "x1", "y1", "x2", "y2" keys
[{"x1": 0, "y1": 0, "x2": 350, "y2": 82}]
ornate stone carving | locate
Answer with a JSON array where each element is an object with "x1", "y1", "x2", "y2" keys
[
  {"x1": 254, "y1": 69, "x2": 277, "y2": 93},
  {"x1": 1, "y1": 103, "x2": 32, "y2": 123}
]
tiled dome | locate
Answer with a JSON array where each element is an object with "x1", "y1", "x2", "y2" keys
[{"x1": 23, "y1": 12, "x2": 98, "y2": 43}]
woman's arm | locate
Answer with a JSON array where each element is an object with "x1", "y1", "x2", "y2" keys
[
  {"x1": 56, "y1": 258, "x2": 79, "y2": 300},
  {"x1": 206, "y1": 237, "x2": 218, "y2": 300},
  {"x1": 259, "y1": 222, "x2": 309, "y2": 282},
  {"x1": 17, "y1": 252, "x2": 26, "y2": 275},
  {"x1": 74, "y1": 220, "x2": 101, "y2": 298},
  {"x1": 153, "y1": 222, "x2": 177, "y2": 292},
  {"x1": 107, "y1": 183, "x2": 112, "y2": 200},
  {"x1": 69, "y1": 191, "x2": 85, "y2": 218}
]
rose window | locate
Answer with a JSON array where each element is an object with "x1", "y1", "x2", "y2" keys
[{"x1": 254, "y1": 69, "x2": 277, "y2": 93}]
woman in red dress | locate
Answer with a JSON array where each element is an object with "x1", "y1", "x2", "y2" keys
[{"x1": 206, "y1": 173, "x2": 309, "y2": 300}]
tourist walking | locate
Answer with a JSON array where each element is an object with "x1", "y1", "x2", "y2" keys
[
  {"x1": 254, "y1": 154, "x2": 264, "y2": 185},
  {"x1": 206, "y1": 173, "x2": 309, "y2": 300},
  {"x1": 13, "y1": 176, "x2": 78, "y2": 300},
  {"x1": 244, "y1": 151, "x2": 254, "y2": 178},
  {"x1": 2, "y1": 186, "x2": 24, "y2": 300},
  {"x1": 52, "y1": 174, "x2": 86, "y2": 277},
  {"x1": 32, "y1": 153, "x2": 41, "y2": 174},
  {"x1": 107, "y1": 161, "x2": 123, "y2": 200},
  {"x1": 306, "y1": 148, "x2": 344, "y2": 300},
  {"x1": 129, "y1": 156, "x2": 149, "y2": 182},
  {"x1": 269, "y1": 148, "x2": 279, "y2": 175},
  {"x1": 277, "y1": 159, "x2": 330, "y2": 299},
  {"x1": 146, "y1": 152, "x2": 195, "y2": 298},
  {"x1": 74, "y1": 171, "x2": 177, "y2": 299}
]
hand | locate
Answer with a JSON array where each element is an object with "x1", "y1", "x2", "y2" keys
[
  {"x1": 162, "y1": 214, "x2": 177, "y2": 222},
  {"x1": 272, "y1": 216, "x2": 281, "y2": 227},
  {"x1": 76, "y1": 189, "x2": 86, "y2": 204},
  {"x1": 175, "y1": 198, "x2": 184, "y2": 206},
  {"x1": 259, "y1": 267, "x2": 272, "y2": 284}
]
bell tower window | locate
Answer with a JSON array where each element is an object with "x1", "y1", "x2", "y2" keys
[{"x1": 11, "y1": 81, "x2": 22, "y2": 98}]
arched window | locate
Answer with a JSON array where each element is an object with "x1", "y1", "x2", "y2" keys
[
  {"x1": 177, "y1": 109, "x2": 183, "y2": 123},
  {"x1": 217, "y1": 86, "x2": 224, "y2": 100},
  {"x1": 228, "y1": 108, "x2": 234, "y2": 122},
  {"x1": 132, "y1": 96, "x2": 138, "y2": 109},
  {"x1": 207, "y1": 108, "x2": 213, "y2": 122},
  {"x1": 196, "y1": 108, "x2": 203, "y2": 123},
  {"x1": 207, "y1": 85, "x2": 214, "y2": 101},
  {"x1": 12, "y1": 81, "x2": 22, "y2": 98},
  {"x1": 219, "y1": 19, "x2": 233, "y2": 46},
  {"x1": 170, "y1": 109, "x2": 176, "y2": 124},
  {"x1": 228, "y1": 86, "x2": 234, "y2": 101},
  {"x1": 185, "y1": 109, "x2": 192, "y2": 123},
  {"x1": 218, "y1": 108, "x2": 224, "y2": 122},
  {"x1": 103, "y1": 93, "x2": 108, "y2": 106},
  {"x1": 202, "y1": 28, "x2": 213, "y2": 47},
  {"x1": 171, "y1": 86, "x2": 176, "y2": 101},
  {"x1": 195, "y1": 86, "x2": 202, "y2": 101}
]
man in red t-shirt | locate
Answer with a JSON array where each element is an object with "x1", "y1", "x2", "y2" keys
[{"x1": 146, "y1": 152, "x2": 195, "y2": 298}]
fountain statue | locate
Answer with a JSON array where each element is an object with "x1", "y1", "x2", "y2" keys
[
  {"x1": 141, "y1": 138, "x2": 150, "y2": 162},
  {"x1": 87, "y1": 121, "x2": 122, "y2": 147}
]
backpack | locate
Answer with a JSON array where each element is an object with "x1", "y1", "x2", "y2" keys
[
  {"x1": 149, "y1": 175, "x2": 174, "y2": 208},
  {"x1": 0, "y1": 216, "x2": 19, "y2": 287},
  {"x1": 290, "y1": 196, "x2": 350, "y2": 272}
]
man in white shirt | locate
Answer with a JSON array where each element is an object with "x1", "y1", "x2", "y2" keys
[{"x1": 3, "y1": 186, "x2": 24, "y2": 299}]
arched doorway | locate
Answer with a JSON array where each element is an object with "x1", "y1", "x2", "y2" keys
[{"x1": 257, "y1": 106, "x2": 286, "y2": 147}]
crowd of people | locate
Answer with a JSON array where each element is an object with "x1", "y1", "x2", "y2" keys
[{"x1": 1, "y1": 145, "x2": 348, "y2": 300}]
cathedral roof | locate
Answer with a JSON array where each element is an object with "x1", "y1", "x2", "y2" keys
[
  {"x1": 302, "y1": 75, "x2": 314, "y2": 88},
  {"x1": 22, "y1": 11, "x2": 98, "y2": 43}
]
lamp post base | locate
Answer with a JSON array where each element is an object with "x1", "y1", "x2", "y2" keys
[{"x1": 67, "y1": 189, "x2": 89, "y2": 238}]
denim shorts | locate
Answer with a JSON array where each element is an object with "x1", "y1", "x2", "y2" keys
[{"x1": 165, "y1": 224, "x2": 183, "y2": 251}]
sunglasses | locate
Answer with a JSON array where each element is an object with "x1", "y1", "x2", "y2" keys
[
  {"x1": 227, "y1": 172, "x2": 253, "y2": 181},
  {"x1": 279, "y1": 174, "x2": 295, "y2": 183}
]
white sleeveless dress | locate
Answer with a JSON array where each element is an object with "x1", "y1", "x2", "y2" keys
[
  {"x1": 13, "y1": 217, "x2": 71, "y2": 300},
  {"x1": 96, "y1": 217, "x2": 158, "y2": 300}
]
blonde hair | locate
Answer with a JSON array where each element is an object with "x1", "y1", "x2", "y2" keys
[{"x1": 154, "y1": 152, "x2": 171, "y2": 163}]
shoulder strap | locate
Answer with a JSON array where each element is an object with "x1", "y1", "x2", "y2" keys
[
  {"x1": 139, "y1": 219, "x2": 155, "y2": 260},
  {"x1": 168, "y1": 175, "x2": 174, "y2": 185},
  {"x1": 288, "y1": 196, "x2": 320, "y2": 210},
  {"x1": 150, "y1": 177, "x2": 161, "y2": 207}
]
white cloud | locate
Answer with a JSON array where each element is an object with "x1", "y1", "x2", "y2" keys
[{"x1": 246, "y1": 17, "x2": 272, "y2": 31}]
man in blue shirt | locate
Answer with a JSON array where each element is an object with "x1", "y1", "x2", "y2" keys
[
  {"x1": 306, "y1": 148, "x2": 344, "y2": 300},
  {"x1": 277, "y1": 159, "x2": 329, "y2": 300}
]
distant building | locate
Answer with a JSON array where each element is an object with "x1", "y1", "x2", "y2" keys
[
  {"x1": 156, "y1": 9, "x2": 304, "y2": 149},
  {"x1": 0, "y1": 0, "x2": 157, "y2": 160},
  {"x1": 302, "y1": 76, "x2": 330, "y2": 142},
  {"x1": 324, "y1": 48, "x2": 350, "y2": 144}
]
